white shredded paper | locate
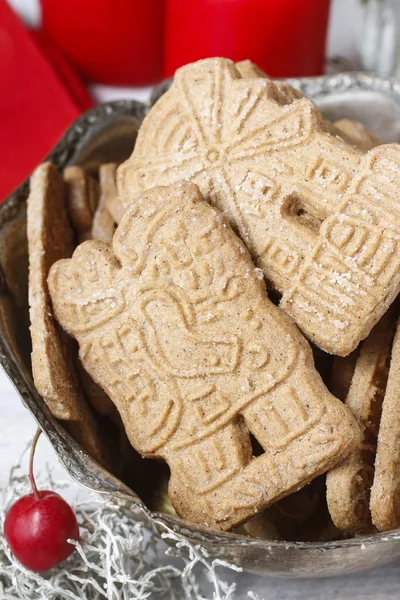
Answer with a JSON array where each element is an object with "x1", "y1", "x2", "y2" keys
[{"x1": 0, "y1": 447, "x2": 264, "y2": 600}]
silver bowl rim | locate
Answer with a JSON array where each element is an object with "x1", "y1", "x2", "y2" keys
[
  {"x1": 150, "y1": 70, "x2": 400, "y2": 109},
  {"x1": 2, "y1": 75, "x2": 400, "y2": 554}
]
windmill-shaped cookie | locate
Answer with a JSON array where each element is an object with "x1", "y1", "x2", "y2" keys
[
  {"x1": 49, "y1": 183, "x2": 358, "y2": 530},
  {"x1": 118, "y1": 57, "x2": 400, "y2": 356}
]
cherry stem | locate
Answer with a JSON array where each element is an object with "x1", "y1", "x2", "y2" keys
[{"x1": 29, "y1": 428, "x2": 42, "y2": 501}]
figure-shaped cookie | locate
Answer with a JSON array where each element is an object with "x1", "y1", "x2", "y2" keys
[
  {"x1": 118, "y1": 57, "x2": 400, "y2": 355},
  {"x1": 48, "y1": 182, "x2": 358, "y2": 530},
  {"x1": 371, "y1": 318, "x2": 400, "y2": 531},
  {"x1": 327, "y1": 313, "x2": 395, "y2": 532}
]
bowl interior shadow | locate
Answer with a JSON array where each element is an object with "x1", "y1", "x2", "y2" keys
[{"x1": 1, "y1": 98, "x2": 400, "y2": 577}]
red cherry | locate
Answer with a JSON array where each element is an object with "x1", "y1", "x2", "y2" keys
[
  {"x1": 4, "y1": 490, "x2": 79, "y2": 572},
  {"x1": 4, "y1": 430, "x2": 79, "y2": 572}
]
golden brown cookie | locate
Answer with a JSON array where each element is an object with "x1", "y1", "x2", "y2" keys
[
  {"x1": 48, "y1": 182, "x2": 358, "y2": 531},
  {"x1": 236, "y1": 60, "x2": 378, "y2": 153},
  {"x1": 235, "y1": 59, "x2": 305, "y2": 104},
  {"x1": 63, "y1": 165, "x2": 98, "y2": 240},
  {"x1": 235, "y1": 59, "x2": 267, "y2": 79},
  {"x1": 119, "y1": 57, "x2": 400, "y2": 356},
  {"x1": 27, "y1": 162, "x2": 111, "y2": 468},
  {"x1": 333, "y1": 119, "x2": 380, "y2": 152},
  {"x1": 370, "y1": 318, "x2": 400, "y2": 530},
  {"x1": 99, "y1": 163, "x2": 125, "y2": 225},
  {"x1": 91, "y1": 164, "x2": 116, "y2": 243},
  {"x1": 327, "y1": 313, "x2": 395, "y2": 532}
]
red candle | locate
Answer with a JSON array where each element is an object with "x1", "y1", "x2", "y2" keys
[
  {"x1": 165, "y1": 0, "x2": 331, "y2": 78},
  {"x1": 40, "y1": 0, "x2": 165, "y2": 85}
]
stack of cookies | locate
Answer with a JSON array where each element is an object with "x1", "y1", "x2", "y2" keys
[{"x1": 27, "y1": 58, "x2": 400, "y2": 539}]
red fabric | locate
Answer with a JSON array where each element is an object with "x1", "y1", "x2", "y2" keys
[
  {"x1": 30, "y1": 29, "x2": 94, "y2": 112},
  {"x1": 0, "y1": 1, "x2": 91, "y2": 200}
]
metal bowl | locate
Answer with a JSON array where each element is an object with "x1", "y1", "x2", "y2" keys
[{"x1": 3, "y1": 75, "x2": 400, "y2": 578}]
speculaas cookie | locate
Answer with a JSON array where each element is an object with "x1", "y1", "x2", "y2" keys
[
  {"x1": 118, "y1": 57, "x2": 400, "y2": 356},
  {"x1": 235, "y1": 59, "x2": 305, "y2": 103},
  {"x1": 48, "y1": 182, "x2": 358, "y2": 530},
  {"x1": 27, "y1": 162, "x2": 111, "y2": 468},
  {"x1": 327, "y1": 312, "x2": 395, "y2": 531},
  {"x1": 63, "y1": 165, "x2": 98, "y2": 242},
  {"x1": 235, "y1": 60, "x2": 379, "y2": 153},
  {"x1": 100, "y1": 163, "x2": 125, "y2": 225},
  {"x1": 370, "y1": 318, "x2": 400, "y2": 531},
  {"x1": 91, "y1": 164, "x2": 117, "y2": 243},
  {"x1": 333, "y1": 119, "x2": 380, "y2": 152}
]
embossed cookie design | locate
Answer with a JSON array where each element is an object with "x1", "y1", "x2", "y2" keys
[
  {"x1": 118, "y1": 57, "x2": 400, "y2": 356},
  {"x1": 49, "y1": 183, "x2": 358, "y2": 531}
]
